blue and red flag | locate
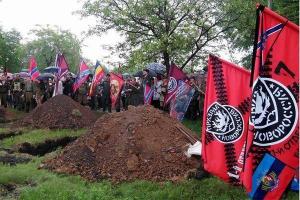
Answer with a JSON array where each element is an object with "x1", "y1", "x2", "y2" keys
[
  {"x1": 170, "y1": 80, "x2": 195, "y2": 121},
  {"x1": 73, "y1": 60, "x2": 91, "y2": 92},
  {"x1": 144, "y1": 84, "x2": 154, "y2": 105},
  {"x1": 164, "y1": 63, "x2": 187, "y2": 105},
  {"x1": 55, "y1": 53, "x2": 69, "y2": 79},
  {"x1": 249, "y1": 153, "x2": 294, "y2": 200},
  {"x1": 28, "y1": 56, "x2": 40, "y2": 81}
]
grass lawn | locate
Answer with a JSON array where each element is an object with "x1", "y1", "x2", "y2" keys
[
  {"x1": 182, "y1": 119, "x2": 202, "y2": 136},
  {"x1": 0, "y1": 129, "x2": 86, "y2": 149},
  {"x1": 0, "y1": 156, "x2": 248, "y2": 200},
  {"x1": 0, "y1": 120, "x2": 298, "y2": 200}
]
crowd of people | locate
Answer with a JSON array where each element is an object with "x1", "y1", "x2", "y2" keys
[{"x1": 0, "y1": 69, "x2": 205, "y2": 120}]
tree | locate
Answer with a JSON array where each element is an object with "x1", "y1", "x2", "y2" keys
[
  {"x1": 79, "y1": 0, "x2": 239, "y2": 72},
  {"x1": 24, "y1": 25, "x2": 82, "y2": 72},
  {"x1": 222, "y1": 0, "x2": 299, "y2": 68},
  {"x1": 0, "y1": 28, "x2": 24, "y2": 73}
]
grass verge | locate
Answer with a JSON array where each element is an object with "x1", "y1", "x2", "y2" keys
[{"x1": 0, "y1": 129, "x2": 86, "y2": 149}]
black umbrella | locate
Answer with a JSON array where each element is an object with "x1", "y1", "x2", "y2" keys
[
  {"x1": 134, "y1": 70, "x2": 157, "y2": 78},
  {"x1": 146, "y1": 62, "x2": 166, "y2": 75},
  {"x1": 37, "y1": 73, "x2": 55, "y2": 81}
]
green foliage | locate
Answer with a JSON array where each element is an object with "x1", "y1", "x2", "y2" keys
[
  {"x1": 0, "y1": 129, "x2": 86, "y2": 149},
  {"x1": 24, "y1": 25, "x2": 82, "y2": 72},
  {"x1": 79, "y1": 0, "x2": 239, "y2": 71},
  {"x1": 0, "y1": 28, "x2": 24, "y2": 73},
  {"x1": 222, "y1": 0, "x2": 299, "y2": 68}
]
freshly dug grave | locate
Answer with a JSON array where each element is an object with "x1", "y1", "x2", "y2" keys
[
  {"x1": 20, "y1": 95, "x2": 97, "y2": 129},
  {"x1": 45, "y1": 105, "x2": 200, "y2": 183}
]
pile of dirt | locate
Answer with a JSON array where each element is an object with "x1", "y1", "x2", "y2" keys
[
  {"x1": 20, "y1": 95, "x2": 97, "y2": 129},
  {"x1": 45, "y1": 105, "x2": 200, "y2": 182}
]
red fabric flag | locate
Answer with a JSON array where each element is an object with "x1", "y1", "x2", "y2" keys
[
  {"x1": 201, "y1": 55, "x2": 251, "y2": 186},
  {"x1": 89, "y1": 61, "x2": 105, "y2": 96},
  {"x1": 55, "y1": 53, "x2": 69, "y2": 78},
  {"x1": 73, "y1": 60, "x2": 91, "y2": 92},
  {"x1": 244, "y1": 5, "x2": 299, "y2": 193},
  {"x1": 28, "y1": 56, "x2": 40, "y2": 81},
  {"x1": 164, "y1": 63, "x2": 187, "y2": 105},
  {"x1": 144, "y1": 84, "x2": 154, "y2": 105},
  {"x1": 110, "y1": 72, "x2": 124, "y2": 107}
]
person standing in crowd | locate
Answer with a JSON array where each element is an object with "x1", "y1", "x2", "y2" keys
[
  {"x1": 152, "y1": 75, "x2": 162, "y2": 109},
  {"x1": 185, "y1": 77, "x2": 200, "y2": 120},
  {"x1": 77, "y1": 82, "x2": 88, "y2": 106},
  {"x1": 0, "y1": 78, "x2": 8, "y2": 107},
  {"x1": 6, "y1": 79, "x2": 13, "y2": 108},
  {"x1": 101, "y1": 74, "x2": 111, "y2": 112},
  {"x1": 63, "y1": 76, "x2": 73, "y2": 97},
  {"x1": 96, "y1": 81, "x2": 103, "y2": 110},
  {"x1": 161, "y1": 75, "x2": 169, "y2": 110},
  {"x1": 12, "y1": 74, "x2": 23, "y2": 110},
  {"x1": 33, "y1": 79, "x2": 42, "y2": 106},
  {"x1": 142, "y1": 69, "x2": 152, "y2": 87},
  {"x1": 121, "y1": 79, "x2": 128, "y2": 110},
  {"x1": 24, "y1": 78, "x2": 34, "y2": 112}
]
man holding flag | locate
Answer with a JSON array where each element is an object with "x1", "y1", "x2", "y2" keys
[
  {"x1": 89, "y1": 60, "x2": 105, "y2": 97},
  {"x1": 53, "y1": 53, "x2": 69, "y2": 96},
  {"x1": 73, "y1": 60, "x2": 91, "y2": 93},
  {"x1": 164, "y1": 63, "x2": 187, "y2": 106}
]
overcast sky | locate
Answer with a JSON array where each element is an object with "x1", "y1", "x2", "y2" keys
[{"x1": 0, "y1": 0, "x2": 124, "y2": 68}]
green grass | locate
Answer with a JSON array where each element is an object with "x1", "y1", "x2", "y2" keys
[
  {"x1": 0, "y1": 157, "x2": 297, "y2": 200},
  {"x1": 0, "y1": 129, "x2": 86, "y2": 149},
  {"x1": 182, "y1": 119, "x2": 202, "y2": 136},
  {"x1": 0, "y1": 127, "x2": 9, "y2": 133},
  {"x1": 0, "y1": 156, "x2": 248, "y2": 200},
  {"x1": 0, "y1": 121, "x2": 298, "y2": 200}
]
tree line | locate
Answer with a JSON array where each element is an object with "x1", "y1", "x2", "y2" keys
[{"x1": 0, "y1": 0, "x2": 298, "y2": 73}]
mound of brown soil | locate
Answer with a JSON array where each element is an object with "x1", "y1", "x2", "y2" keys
[
  {"x1": 20, "y1": 95, "x2": 97, "y2": 129},
  {"x1": 45, "y1": 105, "x2": 200, "y2": 182}
]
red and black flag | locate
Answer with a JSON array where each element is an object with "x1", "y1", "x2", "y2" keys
[
  {"x1": 110, "y1": 73, "x2": 124, "y2": 107},
  {"x1": 164, "y1": 63, "x2": 187, "y2": 105},
  {"x1": 244, "y1": 5, "x2": 299, "y2": 195},
  {"x1": 201, "y1": 55, "x2": 251, "y2": 185}
]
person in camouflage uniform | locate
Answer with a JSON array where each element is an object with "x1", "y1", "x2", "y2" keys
[{"x1": 24, "y1": 78, "x2": 34, "y2": 112}]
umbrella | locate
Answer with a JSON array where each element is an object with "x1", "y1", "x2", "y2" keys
[
  {"x1": 37, "y1": 73, "x2": 55, "y2": 81},
  {"x1": 134, "y1": 70, "x2": 157, "y2": 78},
  {"x1": 43, "y1": 66, "x2": 59, "y2": 74},
  {"x1": 14, "y1": 72, "x2": 30, "y2": 79},
  {"x1": 20, "y1": 68, "x2": 29, "y2": 73},
  {"x1": 122, "y1": 73, "x2": 131, "y2": 80},
  {"x1": 146, "y1": 62, "x2": 166, "y2": 75}
]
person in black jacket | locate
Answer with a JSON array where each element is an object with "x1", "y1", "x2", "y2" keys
[{"x1": 101, "y1": 74, "x2": 111, "y2": 112}]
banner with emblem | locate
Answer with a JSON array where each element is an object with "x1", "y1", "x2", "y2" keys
[
  {"x1": 201, "y1": 55, "x2": 251, "y2": 185},
  {"x1": 243, "y1": 5, "x2": 299, "y2": 194},
  {"x1": 144, "y1": 84, "x2": 154, "y2": 105},
  {"x1": 170, "y1": 80, "x2": 195, "y2": 121},
  {"x1": 249, "y1": 153, "x2": 294, "y2": 200},
  {"x1": 110, "y1": 73, "x2": 124, "y2": 107},
  {"x1": 164, "y1": 63, "x2": 187, "y2": 105}
]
